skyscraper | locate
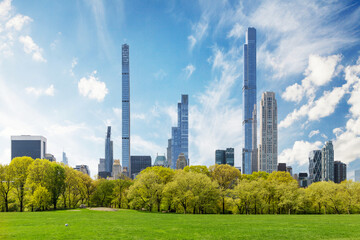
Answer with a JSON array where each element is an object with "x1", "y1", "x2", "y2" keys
[
  {"x1": 321, "y1": 141, "x2": 334, "y2": 181},
  {"x1": 215, "y1": 148, "x2": 234, "y2": 166},
  {"x1": 334, "y1": 161, "x2": 346, "y2": 183},
  {"x1": 130, "y1": 156, "x2": 151, "y2": 179},
  {"x1": 176, "y1": 153, "x2": 187, "y2": 170},
  {"x1": 167, "y1": 139, "x2": 172, "y2": 167},
  {"x1": 105, "y1": 126, "x2": 113, "y2": 174},
  {"x1": 122, "y1": 44, "x2": 130, "y2": 175},
  {"x1": 215, "y1": 150, "x2": 225, "y2": 165},
  {"x1": 62, "y1": 152, "x2": 68, "y2": 165},
  {"x1": 309, "y1": 150, "x2": 322, "y2": 184},
  {"x1": 251, "y1": 105, "x2": 258, "y2": 173},
  {"x1": 170, "y1": 95, "x2": 188, "y2": 169},
  {"x1": 258, "y1": 92, "x2": 277, "y2": 173},
  {"x1": 242, "y1": 27, "x2": 257, "y2": 175},
  {"x1": 355, "y1": 169, "x2": 360, "y2": 182}
]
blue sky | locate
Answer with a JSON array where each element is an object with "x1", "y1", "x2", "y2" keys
[{"x1": 0, "y1": 0, "x2": 360, "y2": 179}]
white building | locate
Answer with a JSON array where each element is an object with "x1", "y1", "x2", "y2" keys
[
  {"x1": 11, "y1": 135, "x2": 47, "y2": 160},
  {"x1": 258, "y1": 92, "x2": 278, "y2": 173}
]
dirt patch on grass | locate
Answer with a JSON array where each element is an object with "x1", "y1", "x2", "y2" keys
[
  {"x1": 88, "y1": 207, "x2": 118, "y2": 212},
  {"x1": 67, "y1": 210, "x2": 81, "y2": 211}
]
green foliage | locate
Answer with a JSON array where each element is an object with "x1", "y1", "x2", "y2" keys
[
  {"x1": 183, "y1": 165, "x2": 210, "y2": 176},
  {"x1": 91, "y1": 179, "x2": 115, "y2": 207}
]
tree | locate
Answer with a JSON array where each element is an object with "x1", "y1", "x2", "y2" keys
[
  {"x1": 141, "y1": 166, "x2": 175, "y2": 184},
  {"x1": 48, "y1": 163, "x2": 65, "y2": 210},
  {"x1": 10, "y1": 157, "x2": 34, "y2": 212},
  {"x1": 0, "y1": 164, "x2": 14, "y2": 212},
  {"x1": 113, "y1": 178, "x2": 132, "y2": 208},
  {"x1": 91, "y1": 179, "x2": 115, "y2": 207},
  {"x1": 79, "y1": 173, "x2": 95, "y2": 207},
  {"x1": 32, "y1": 186, "x2": 51, "y2": 211},
  {"x1": 209, "y1": 164, "x2": 241, "y2": 214},
  {"x1": 183, "y1": 165, "x2": 210, "y2": 176}
]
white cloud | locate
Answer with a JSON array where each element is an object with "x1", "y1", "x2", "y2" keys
[
  {"x1": 278, "y1": 140, "x2": 323, "y2": 167},
  {"x1": 227, "y1": 23, "x2": 244, "y2": 39},
  {"x1": 78, "y1": 71, "x2": 108, "y2": 102},
  {"x1": 165, "y1": 105, "x2": 177, "y2": 126},
  {"x1": 25, "y1": 84, "x2": 55, "y2": 97},
  {"x1": 154, "y1": 69, "x2": 167, "y2": 80},
  {"x1": 132, "y1": 135, "x2": 164, "y2": 156},
  {"x1": 0, "y1": 0, "x2": 11, "y2": 20},
  {"x1": 282, "y1": 54, "x2": 342, "y2": 102},
  {"x1": 183, "y1": 64, "x2": 195, "y2": 80},
  {"x1": 308, "y1": 130, "x2": 319, "y2": 138},
  {"x1": 133, "y1": 113, "x2": 145, "y2": 120},
  {"x1": 69, "y1": 57, "x2": 78, "y2": 77},
  {"x1": 188, "y1": 19, "x2": 208, "y2": 51},
  {"x1": 5, "y1": 14, "x2": 32, "y2": 31},
  {"x1": 18, "y1": 35, "x2": 46, "y2": 62}
]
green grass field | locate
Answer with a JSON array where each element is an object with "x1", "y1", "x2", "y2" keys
[{"x1": 1, "y1": 209, "x2": 360, "y2": 239}]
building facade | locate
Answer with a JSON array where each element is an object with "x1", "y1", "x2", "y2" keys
[
  {"x1": 45, "y1": 153, "x2": 56, "y2": 162},
  {"x1": 176, "y1": 153, "x2": 187, "y2": 170},
  {"x1": 251, "y1": 105, "x2": 258, "y2": 173},
  {"x1": 105, "y1": 126, "x2": 114, "y2": 174},
  {"x1": 258, "y1": 92, "x2": 278, "y2": 173},
  {"x1": 154, "y1": 154, "x2": 167, "y2": 167},
  {"x1": 215, "y1": 150, "x2": 225, "y2": 165},
  {"x1": 170, "y1": 95, "x2": 188, "y2": 169},
  {"x1": 130, "y1": 156, "x2": 151, "y2": 179},
  {"x1": 355, "y1": 169, "x2": 360, "y2": 182},
  {"x1": 112, "y1": 160, "x2": 122, "y2": 179},
  {"x1": 215, "y1": 148, "x2": 234, "y2": 166},
  {"x1": 11, "y1": 135, "x2": 47, "y2": 160},
  {"x1": 74, "y1": 165, "x2": 90, "y2": 176},
  {"x1": 334, "y1": 161, "x2": 346, "y2": 183},
  {"x1": 242, "y1": 27, "x2": 257, "y2": 175},
  {"x1": 122, "y1": 44, "x2": 131, "y2": 176},
  {"x1": 321, "y1": 141, "x2": 334, "y2": 181},
  {"x1": 167, "y1": 139, "x2": 172, "y2": 167},
  {"x1": 277, "y1": 163, "x2": 287, "y2": 172},
  {"x1": 309, "y1": 150, "x2": 322, "y2": 184}
]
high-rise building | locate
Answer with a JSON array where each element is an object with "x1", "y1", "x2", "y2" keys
[
  {"x1": 309, "y1": 150, "x2": 322, "y2": 184},
  {"x1": 355, "y1": 169, "x2": 360, "y2": 182},
  {"x1": 251, "y1": 105, "x2": 258, "y2": 173},
  {"x1": 225, "y1": 148, "x2": 234, "y2": 166},
  {"x1": 334, "y1": 161, "x2": 346, "y2": 183},
  {"x1": 242, "y1": 27, "x2": 257, "y2": 175},
  {"x1": 170, "y1": 95, "x2": 188, "y2": 169},
  {"x1": 112, "y1": 160, "x2": 122, "y2": 179},
  {"x1": 167, "y1": 139, "x2": 172, "y2": 168},
  {"x1": 130, "y1": 156, "x2": 151, "y2": 179},
  {"x1": 11, "y1": 135, "x2": 47, "y2": 160},
  {"x1": 154, "y1": 154, "x2": 167, "y2": 167},
  {"x1": 286, "y1": 166, "x2": 293, "y2": 176},
  {"x1": 122, "y1": 43, "x2": 131, "y2": 176},
  {"x1": 258, "y1": 92, "x2": 278, "y2": 173},
  {"x1": 277, "y1": 163, "x2": 287, "y2": 172},
  {"x1": 62, "y1": 152, "x2": 68, "y2": 165},
  {"x1": 105, "y1": 126, "x2": 114, "y2": 174},
  {"x1": 298, "y1": 173, "x2": 308, "y2": 188},
  {"x1": 45, "y1": 153, "x2": 56, "y2": 162},
  {"x1": 176, "y1": 153, "x2": 187, "y2": 170},
  {"x1": 74, "y1": 165, "x2": 90, "y2": 176},
  {"x1": 321, "y1": 141, "x2": 334, "y2": 181},
  {"x1": 215, "y1": 150, "x2": 225, "y2": 165}
]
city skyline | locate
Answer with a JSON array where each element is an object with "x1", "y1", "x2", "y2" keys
[{"x1": 0, "y1": 1, "x2": 360, "y2": 178}]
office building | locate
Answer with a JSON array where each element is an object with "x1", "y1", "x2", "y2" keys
[
  {"x1": 74, "y1": 165, "x2": 90, "y2": 176},
  {"x1": 105, "y1": 126, "x2": 114, "y2": 174},
  {"x1": 176, "y1": 153, "x2": 187, "y2": 170},
  {"x1": 215, "y1": 148, "x2": 234, "y2": 166},
  {"x1": 251, "y1": 105, "x2": 258, "y2": 173},
  {"x1": 112, "y1": 160, "x2": 122, "y2": 179},
  {"x1": 334, "y1": 161, "x2": 346, "y2": 183},
  {"x1": 321, "y1": 141, "x2": 334, "y2": 181},
  {"x1": 45, "y1": 153, "x2": 56, "y2": 162},
  {"x1": 154, "y1": 154, "x2": 167, "y2": 167},
  {"x1": 286, "y1": 166, "x2": 293, "y2": 176},
  {"x1": 355, "y1": 169, "x2": 360, "y2": 182},
  {"x1": 11, "y1": 135, "x2": 47, "y2": 160},
  {"x1": 309, "y1": 150, "x2": 322, "y2": 184},
  {"x1": 62, "y1": 152, "x2": 68, "y2": 165},
  {"x1": 130, "y1": 156, "x2": 151, "y2": 179},
  {"x1": 170, "y1": 95, "x2": 188, "y2": 169},
  {"x1": 98, "y1": 158, "x2": 108, "y2": 178},
  {"x1": 242, "y1": 27, "x2": 257, "y2": 175},
  {"x1": 277, "y1": 163, "x2": 287, "y2": 172},
  {"x1": 298, "y1": 173, "x2": 308, "y2": 188},
  {"x1": 122, "y1": 43, "x2": 131, "y2": 176},
  {"x1": 258, "y1": 92, "x2": 278, "y2": 173},
  {"x1": 167, "y1": 139, "x2": 172, "y2": 168}
]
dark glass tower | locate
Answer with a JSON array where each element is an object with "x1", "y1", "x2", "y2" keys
[
  {"x1": 122, "y1": 44, "x2": 130, "y2": 175},
  {"x1": 242, "y1": 27, "x2": 257, "y2": 174}
]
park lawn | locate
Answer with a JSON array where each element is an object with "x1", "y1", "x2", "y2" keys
[{"x1": 1, "y1": 210, "x2": 360, "y2": 240}]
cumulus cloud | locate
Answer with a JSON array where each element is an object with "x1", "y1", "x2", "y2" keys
[
  {"x1": 308, "y1": 130, "x2": 319, "y2": 138},
  {"x1": 282, "y1": 54, "x2": 342, "y2": 102},
  {"x1": 78, "y1": 71, "x2": 108, "y2": 102},
  {"x1": 5, "y1": 14, "x2": 32, "y2": 31},
  {"x1": 278, "y1": 140, "x2": 323, "y2": 167},
  {"x1": 19, "y1": 35, "x2": 46, "y2": 62},
  {"x1": 25, "y1": 84, "x2": 55, "y2": 97},
  {"x1": 132, "y1": 135, "x2": 164, "y2": 156},
  {"x1": 183, "y1": 64, "x2": 195, "y2": 79}
]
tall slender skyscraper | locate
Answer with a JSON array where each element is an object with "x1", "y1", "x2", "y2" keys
[
  {"x1": 242, "y1": 27, "x2": 257, "y2": 174},
  {"x1": 258, "y1": 92, "x2": 277, "y2": 173},
  {"x1": 171, "y1": 95, "x2": 188, "y2": 169},
  {"x1": 122, "y1": 44, "x2": 130, "y2": 175},
  {"x1": 321, "y1": 141, "x2": 334, "y2": 181},
  {"x1": 105, "y1": 126, "x2": 113, "y2": 174},
  {"x1": 251, "y1": 105, "x2": 258, "y2": 173},
  {"x1": 62, "y1": 152, "x2": 68, "y2": 165}
]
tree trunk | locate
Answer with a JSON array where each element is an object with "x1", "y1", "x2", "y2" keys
[{"x1": 222, "y1": 197, "x2": 225, "y2": 214}]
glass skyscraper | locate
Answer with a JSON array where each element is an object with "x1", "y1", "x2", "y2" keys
[
  {"x1": 242, "y1": 27, "x2": 257, "y2": 174},
  {"x1": 122, "y1": 44, "x2": 130, "y2": 176},
  {"x1": 309, "y1": 150, "x2": 322, "y2": 184},
  {"x1": 321, "y1": 141, "x2": 334, "y2": 181},
  {"x1": 105, "y1": 126, "x2": 113, "y2": 174},
  {"x1": 170, "y1": 95, "x2": 188, "y2": 169}
]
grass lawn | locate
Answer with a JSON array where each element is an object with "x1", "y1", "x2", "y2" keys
[{"x1": 1, "y1": 209, "x2": 360, "y2": 239}]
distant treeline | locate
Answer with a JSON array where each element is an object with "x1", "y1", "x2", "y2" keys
[{"x1": 1, "y1": 157, "x2": 360, "y2": 214}]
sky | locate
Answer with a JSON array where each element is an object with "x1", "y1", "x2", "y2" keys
[{"x1": 0, "y1": 0, "x2": 360, "y2": 179}]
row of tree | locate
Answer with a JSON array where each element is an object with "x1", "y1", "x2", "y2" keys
[{"x1": 1, "y1": 157, "x2": 360, "y2": 214}]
